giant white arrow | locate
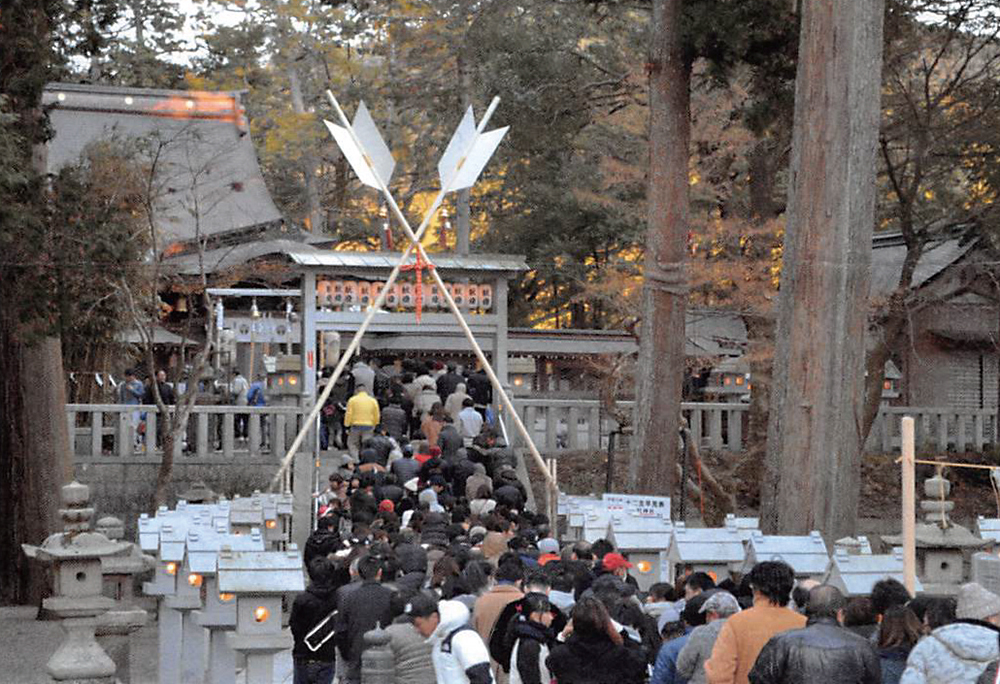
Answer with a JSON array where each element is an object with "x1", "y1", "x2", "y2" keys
[{"x1": 273, "y1": 94, "x2": 557, "y2": 497}]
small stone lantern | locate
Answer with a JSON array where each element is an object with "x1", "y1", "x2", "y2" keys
[
  {"x1": 218, "y1": 547, "x2": 305, "y2": 684},
  {"x1": 95, "y1": 515, "x2": 154, "y2": 684},
  {"x1": 230, "y1": 496, "x2": 264, "y2": 537},
  {"x1": 193, "y1": 524, "x2": 264, "y2": 684},
  {"x1": 884, "y1": 468, "x2": 986, "y2": 593},
  {"x1": 22, "y1": 481, "x2": 129, "y2": 683}
]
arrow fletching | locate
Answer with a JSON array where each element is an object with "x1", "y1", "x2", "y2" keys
[
  {"x1": 352, "y1": 101, "x2": 396, "y2": 187},
  {"x1": 323, "y1": 100, "x2": 395, "y2": 189},
  {"x1": 438, "y1": 105, "x2": 507, "y2": 193}
]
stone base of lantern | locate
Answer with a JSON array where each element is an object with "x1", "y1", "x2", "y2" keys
[
  {"x1": 46, "y1": 616, "x2": 118, "y2": 683},
  {"x1": 95, "y1": 610, "x2": 147, "y2": 684},
  {"x1": 227, "y1": 633, "x2": 292, "y2": 684}
]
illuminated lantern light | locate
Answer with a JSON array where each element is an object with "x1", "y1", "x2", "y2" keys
[
  {"x1": 188, "y1": 573, "x2": 203, "y2": 587},
  {"x1": 883, "y1": 380, "x2": 892, "y2": 390},
  {"x1": 343, "y1": 281, "x2": 358, "y2": 306},
  {"x1": 636, "y1": 560, "x2": 653, "y2": 574},
  {"x1": 265, "y1": 519, "x2": 277, "y2": 530},
  {"x1": 219, "y1": 592, "x2": 235, "y2": 602},
  {"x1": 358, "y1": 281, "x2": 372, "y2": 307},
  {"x1": 723, "y1": 376, "x2": 732, "y2": 386},
  {"x1": 385, "y1": 284, "x2": 400, "y2": 308},
  {"x1": 450, "y1": 284, "x2": 466, "y2": 308},
  {"x1": 254, "y1": 606, "x2": 270, "y2": 623},
  {"x1": 316, "y1": 280, "x2": 333, "y2": 306},
  {"x1": 479, "y1": 284, "x2": 493, "y2": 310},
  {"x1": 735, "y1": 376, "x2": 744, "y2": 386},
  {"x1": 288, "y1": 374, "x2": 299, "y2": 387},
  {"x1": 165, "y1": 562, "x2": 178, "y2": 576}
]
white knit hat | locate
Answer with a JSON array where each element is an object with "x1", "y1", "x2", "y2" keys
[{"x1": 956, "y1": 582, "x2": 1000, "y2": 621}]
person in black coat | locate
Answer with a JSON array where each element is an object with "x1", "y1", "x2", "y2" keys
[
  {"x1": 547, "y1": 596, "x2": 647, "y2": 684},
  {"x1": 510, "y1": 593, "x2": 558, "y2": 684},
  {"x1": 291, "y1": 557, "x2": 340, "y2": 684},
  {"x1": 749, "y1": 585, "x2": 881, "y2": 684},
  {"x1": 336, "y1": 554, "x2": 395, "y2": 684}
]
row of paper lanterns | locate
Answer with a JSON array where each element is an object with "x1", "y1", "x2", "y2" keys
[{"x1": 317, "y1": 280, "x2": 493, "y2": 310}]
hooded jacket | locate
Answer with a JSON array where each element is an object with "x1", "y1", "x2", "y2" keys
[
  {"x1": 546, "y1": 631, "x2": 648, "y2": 684},
  {"x1": 290, "y1": 582, "x2": 339, "y2": 661},
  {"x1": 428, "y1": 600, "x2": 494, "y2": 684},
  {"x1": 509, "y1": 618, "x2": 555, "y2": 684},
  {"x1": 899, "y1": 620, "x2": 1000, "y2": 684}
]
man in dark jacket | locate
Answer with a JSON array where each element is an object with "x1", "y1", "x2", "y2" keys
[
  {"x1": 436, "y1": 363, "x2": 465, "y2": 404},
  {"x1": 749, "y1": 584, "x2": 881, "y2": 684},
  {"x1": 291, "y1": 557, "x2": 340, "y2": 684},
  {"x1": 380, "y1": 398, "x2": 409, "y2": 441},
  {"x1": 336, "y1": 554, "x2": 395, "y2": 684}
]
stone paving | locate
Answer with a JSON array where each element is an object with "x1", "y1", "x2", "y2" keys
[{"x1": 0, "y1": 606, "x2": 294, "y2": 684}]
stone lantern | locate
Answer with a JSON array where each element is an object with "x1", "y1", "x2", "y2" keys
[
  {"x1": 193, "y1": 524, "x2": 264, "y2": 684},
  {"x1": 22, "y1": 481, "x2": 129, "y2": 683},
  {"x1": 218, "y1": 547, "x2": 305, "y2": 684},
  {"x1": 95, "y1": 515, "x2": 154, "y2": 684},
  {"x1": 884, "y1": 468, "x2": 987, "y2": 594},
  {"x1": 230, "y1": 496, "x2": 264, "y2": 537}
]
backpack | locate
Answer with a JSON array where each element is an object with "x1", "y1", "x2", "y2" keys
[{"x1": 488, "y1": 599, "x2": 523, "y2": 673}]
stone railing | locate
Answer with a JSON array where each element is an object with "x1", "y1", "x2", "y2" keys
[
  {"x1": 509, "y1": 398, "x2": 749, "y2": 453},
  {"x1": 66, "y1": 403, "x2": 310, "y2": 463},
  {"x1": 866, "y1": 406, "x2": 998, "y2": 453},
  {"x1": 509, "y1": 399, "x2": 1000, "y2": 455}
]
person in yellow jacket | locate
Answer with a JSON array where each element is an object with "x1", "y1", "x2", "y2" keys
[{"x1": 345, "y1": 387, "x2": 380, "y2": 459}]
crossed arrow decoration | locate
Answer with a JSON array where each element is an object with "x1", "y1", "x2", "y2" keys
[{"x1": 272, "y1": 92, "x2": 557, "y2": 495}]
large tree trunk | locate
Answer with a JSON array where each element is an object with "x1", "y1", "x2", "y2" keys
[
  {"x1": 629, "y1": 0, "x2": 689, "y2": 497},
  {"x1": 762, "y1": 0, "x2": 885, "y2": 539},
  {"x1": 0, "y1": 333, "x2": 72, "y2": 605}
]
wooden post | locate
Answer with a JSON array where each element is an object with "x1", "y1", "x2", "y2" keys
[{"x1": 901, "y1": 416, "x2": 917, "y2": 596}]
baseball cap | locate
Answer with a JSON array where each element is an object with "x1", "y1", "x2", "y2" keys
[
  {"x1": 601, "y1": 552, "x2": 633, "y2": 571},
  {"x1": 404, "y1": 592, "x2": 439, "y2": 619},
  {"x1": 537, "y1": 538, "x2": 560, "y2": 555}
]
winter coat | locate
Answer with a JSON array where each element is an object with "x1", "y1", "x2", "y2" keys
[
  {"x1": 386, "y1": 620, "x2": 437, "y2": 684},
  {"x1": 445, "y1": 385, "x2": 472, "y2": 424},
  {"x1": 677, "y1": 620, "x2": 727, "y2": 684},
  {"x1": 747, "y1": 616, "x2": 880, "y2": 684},
  {"x1": 290, "y1": 582, "x2": 339, "y2": 661},
  {"x1": 652, "y1": 631, "x2": 691, "y2": 684},
  {"x1": 438, "y1": 425, "x2": 464, "y2": 461},
  {"x1": 900, "y1": 620, "x2": 1000, "y2": 684},
  {"x1": 335, "y1": 580, "x2": 394, "y2": 682},
  {"x1": 472, "y1": 584, "x2": 524, "y2": 644},
  {"x1": 381, "y1": 404, "x2": 409, "y2": 441},
  {"x1": 704, "y1": 603, "x2": 806, "y2": 684},
  {"x1": 509, "y1": 619, "x2": 555, "y2": 684},
  {"x1": 392, "y1": 457, "x2": 422, "y2": 485},
  {"x1": 428, "y1": 600, "x2": 494, "y2": 684},
  {"x1": 977, "y1": 660, "x2": 999, "y2": 684},
  {"x1": 546, "y1": 632, "x2": 648, "y2": 684},
  {"x1": 880, "y1": 646, "x2": 911, "y2": 684}
]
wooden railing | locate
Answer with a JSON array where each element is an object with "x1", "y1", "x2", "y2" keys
[{"x1": 66, "y1": 403, "x2": 310, "y2": 462}]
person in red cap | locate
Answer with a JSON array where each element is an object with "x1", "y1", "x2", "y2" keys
[
  {"x1": 601, "y1": 552, "x2": 634, "y2": 581},
  {"x1": 378, "y1": 499, "x2": 395, "y2": 513}
]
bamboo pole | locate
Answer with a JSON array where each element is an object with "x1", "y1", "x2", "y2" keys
[{"x1": 901, "y1": 416, "x2": 917, "y2": 596}]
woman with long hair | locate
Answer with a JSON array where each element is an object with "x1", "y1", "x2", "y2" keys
[
  {"x1": 546, "y1": 597, "x2": 647, "y2": 684},
  {"x1": 878, "y1": 606, "x2": 923, "y2": 684}
]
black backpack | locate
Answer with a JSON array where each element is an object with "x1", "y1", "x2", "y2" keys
[{"x1": 487, "y1": 600, "x2": 523, "y2": 672}]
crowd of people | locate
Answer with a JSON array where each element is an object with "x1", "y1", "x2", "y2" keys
[{"x1": 288, "y1": 356, "x2": 1000, "y2": 684}]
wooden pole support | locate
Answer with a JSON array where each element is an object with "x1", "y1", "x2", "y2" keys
[{"x1": 901, "y1": 415, "x2": 917, "y2": 596}]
